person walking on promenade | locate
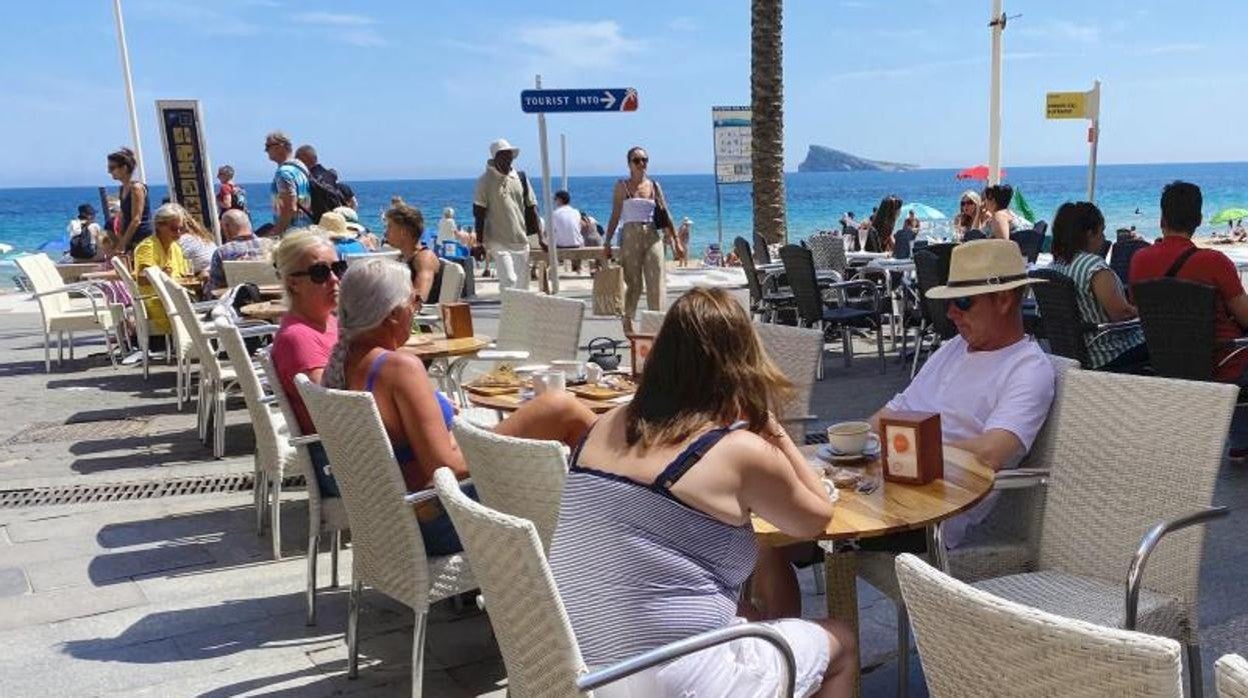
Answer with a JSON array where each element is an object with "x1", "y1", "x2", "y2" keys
[
  {"x1": 473, "y1": 138, "x2": 540, "y2": 292},
  {"x1": 265, "y1": 131, "x2": 313, "y2": 236},
  {"x1": 108, "y1": 147, "x2": 152, "y2": 252},
  {"x1": 605, "y1": 146, "x2": 680, "y2": 333},
  {"x1": 215, "y1": 165, "x2": 247, "y2": 214},
  {"x1": 295, "y1": 144, "x2": 359, "y2": 215}
]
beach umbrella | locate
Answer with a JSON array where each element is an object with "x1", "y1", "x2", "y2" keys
[
  {"x1": 1210, "y1": 207, "x2": 1248, "y2": 225},
  {"x1": 901, "y1": 202, "x2": 946, "y2": 220},
  {"x1": 955, "y1": 164, "x2": 1006, "y2": 181}
]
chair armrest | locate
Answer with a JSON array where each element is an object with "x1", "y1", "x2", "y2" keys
[
  {"x1": 407, "y1": 477, "x2": 474, "y2": 504},
  {"x1": 778, "y1": 414, "x2": 819, "y2": 424},
  {"x1": 992, "y1": 467, "x2": 1049, "y2": 490},
  {"x1": 1089, "y1": 319, "x2": 1141, "y2": 343},
  {"x1": 192, "y1": 300, "x2": 219, "y2": 312},
  {"x1": 288, "y1": 435, "x2": 321, "y2": 448},
  {"x1": 824, "y1": 279, "x2": 883, "y2": 309},
  {"x1": 475, "y1": 349, "x2": 531, "y2": 361},
  {"x1": 260, "y1": 395, "x2": 277, "y2": 405},
  {"x1": 238, "y1": 323, "x2": 280, "y2": 338},
  {"x1": 1124, "y1": 506, "x2": 1228, "y2": 629},
  {"x1": 576, "y1": 623, "x2": 796, "y2": 695}
]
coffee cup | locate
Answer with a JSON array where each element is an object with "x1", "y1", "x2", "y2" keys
[
  {"x1": 585, "y1": 363, "x2": 604, "y2": 384},
  {"x1": 550, "y1": 359, "x2": 586, "y2": 381},
  {"x1": 826, "y1": 421, "x2": 879, "y2": 455},
  {"x1": 532, "y1": 370, "x2": 566, "y2": 396}
]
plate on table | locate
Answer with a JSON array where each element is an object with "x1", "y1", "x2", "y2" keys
[
  {"x1": 567, "y1": 384, "x2": 627, "y2": 400},
  {"x1": 464, "y1": 383, "x2": 521, "y2": 396},
  {"x1": 816, "y1": 442, "x2": 881, "y2": 464}
]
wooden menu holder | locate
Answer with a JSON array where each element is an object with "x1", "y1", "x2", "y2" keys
[
  {"x1": 878, "y1": 410, "x2": 943, "y2": 485},
  {"x1": 441, "y1": 302, "x2": 474, "y2": 339},
  {"x1": 625, "y1": 334, "x2": 655, "y2": 379}
]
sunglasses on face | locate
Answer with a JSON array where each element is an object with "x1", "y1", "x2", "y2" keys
[
  {"x1": 631, "y1": 157, "x2": 649, "y2": 165},
  {"x1": 290, "y1": 260, "x2": 348, "y2": 284},
  {"x1": 951, "y1": 295, "x2": 977, "y2": 312}
]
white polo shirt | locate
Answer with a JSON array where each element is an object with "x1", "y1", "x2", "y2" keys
[
  {"x1": 885, "y1": 333, "x2": 1055, "y2": 546},
  {"x1": 548, "y1": 204, "x2": 584, "y2": 248}
]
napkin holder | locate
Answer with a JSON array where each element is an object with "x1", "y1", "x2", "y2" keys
[
  {"x1": 879, "y1": 410, "x2": 943, "y2": 485},
  {"x1": 625, "y1": 334, "x2": 655, "y2": 379},
  {"x1": 441, "y1": 302, "x2": 474, "y2": 339}
]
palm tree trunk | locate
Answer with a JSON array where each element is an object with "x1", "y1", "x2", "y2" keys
[{"x1": 751, "y1": 0, "x2": 787, "y2": 253}]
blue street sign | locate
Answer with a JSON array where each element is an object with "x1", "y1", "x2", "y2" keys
[{"x1": 520, "y1": 88, "x2": 639, "y2": 114}]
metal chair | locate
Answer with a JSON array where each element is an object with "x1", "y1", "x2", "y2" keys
[
  {"x1": 735, "y1": 236, "x2": 793, "y2": 322},
  {"x1": 892, "y1": 229, "x2": 917, "y2": 260},
  {"x1": 906, "y1": 244, "x2": 957, "y2": 377},
  {"x1": 1110, "y1": 238, "x2": 1150, "y2": 285},
  {"x1": 1132, "y1": 278, "x2": 1240, "y2": 382},
  {"x1": 806, "y1": 233, "x2": 850, "y2": 276},
  {"x1": 1010, "y1": 229, "x2": 1044, "y2": 263},
  {"x1": 432, "y1": 467, "x2": 799, "y2": 697},
  {"x1": 896, "y1": 554, "x2": 1184, "y2": 698},
  {"x1": 1028, "y1": 268, "x2": 1143, "y2": 370},
  {"x1": 779, "y1": 244, "x2": 885, "y2": 373}
]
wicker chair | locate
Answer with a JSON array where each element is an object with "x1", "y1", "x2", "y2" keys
[
  {"x1": 222, "y1": 259, "x2": 280, "y2": 287},
  {"x1": 1133, "y1": 278, "x2": 1235, "y2": 382},
  {"x1": 891, "y1": 229, "x2": 917, "y2": 260},
  {"x1": 436, "y1": 259, "x2": 465, "y2": 304},
  {"x1": 15, "y1": 253, "x2": 123, "y2": 372},
  {"x1": 214, "y1": 318, "x2": 290, "y2": 559},
  {"x1": 755, "y1": 322, "x2": 823, "y2": 443},
  {"x1": 1010, "y1": 229, "x2": 1044, "y2": 263},
  {"x1": 638, "y1": 310, "x2": 666, "y2": 336},
  {"x1": 806, "y1": 233, "x2": 850, "y2": 276},
  {"x1": 735, "y1": 236, "x2": 793, "y2": 322},
  {"x1": 970, "y1": 369, "x2": 1235, "y2": 697},
  {"x1": 1110, "y1": 238, "x2": 1150, "y2": 285},
  {"x1": 254, "y1": 349, "x2": 347, "y2": 624},
  {"x1": 111, "y1": 256, "x2": 167, "y2": 378},
  {"x1": 451, "y1": 418, "x2": 569, "y2": 552},
  {"x1": 1028, "y1": 268, "x2": 1143, "y2": 370},
  {"x1": 143, "y1": 266, "x2": 204, "y2": 411},
  {"x1": 295, "y1": 376, "x2": 477, "y2": 696},
  {"x1": 1217, "y1": 654, "x2": 1248, "y2": 698},
  {"x1": 780, "y1": 244, "x2": 885, "y2": 372},
  {"x1": 895, "y1": 554, "x2": 1184, "y2": 698},
  {"x1": 431, "y1": 468, "x2": 800, "y2": 697},
  {"x1": 906, "y1": 244, "x2": 957, "y2": 378}
]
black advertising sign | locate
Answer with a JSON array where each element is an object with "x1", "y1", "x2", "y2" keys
[{"x1": 156, "y1": 100, "x2": 220, "y2": 241}]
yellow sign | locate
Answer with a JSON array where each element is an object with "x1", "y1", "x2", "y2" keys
[{"x1": 1046, "y1": 91, "x2": 1088, "y2": 119}]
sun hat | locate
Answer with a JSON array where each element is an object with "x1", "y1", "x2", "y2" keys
[
  {"x1": 489, "y1": 138, "x2": 520, "y2": 159},
  {"x1": 332, "y1": 206, "x2": 366, "y2": 232},
  {"x1": 317, "y1": 211, "x2": 356, "y2": 240},
  {"x1": 925, "y1": 239, "x2": 1044, "y2": 299}
]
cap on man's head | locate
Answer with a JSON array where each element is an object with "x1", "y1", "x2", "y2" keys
[
  {"x1": 78, "y1": 203, "x2": 96, "y2": 218},
  {"x1": 926, "y1": 239, "x2": 1043, "y2": 299},
  {"x1": 489, "y1": 138, "x2": 520, "y2": 159}
]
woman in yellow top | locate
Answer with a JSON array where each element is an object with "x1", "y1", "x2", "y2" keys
[{"x1": 134, "y1": 203, "x2": 191, "y2": 335}]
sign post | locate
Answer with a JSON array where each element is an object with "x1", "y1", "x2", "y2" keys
[
  {"x1": 1045, "y1": 81, "x2": 1102, "y2": 202},
  {"x1": 711, "y1": 106, "x2": 753, "y2": 256},
  {"x1": 520, "y1": 85, "x2": 638, "y2": 295},
  {"x1": 155, "y1": 99, "x2": 220, "y2": 242}
]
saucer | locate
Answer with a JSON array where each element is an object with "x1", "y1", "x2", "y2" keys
[{"x1": 817, "y1": 443, "x2": 880, "y2": 464}]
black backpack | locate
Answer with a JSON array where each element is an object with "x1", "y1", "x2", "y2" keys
[
  {"x1": 307, "y1": 170, "x2": 349, "y2": 221},
  {"x1": 69, "y1": 220, "x2": 96, "y2": 260}
]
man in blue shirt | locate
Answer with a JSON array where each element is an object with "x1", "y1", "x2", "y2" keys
[{"x1": 264, "y1": 131, "x2": 312, "y2": 235}]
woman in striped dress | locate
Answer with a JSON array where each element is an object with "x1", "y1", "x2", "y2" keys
[
  {"x1": 1048, "y1": 202, "x2": 1149, "y2": 371},
  {"x1": 548, "y1": 287, "x2": 856, "y2": 697}
]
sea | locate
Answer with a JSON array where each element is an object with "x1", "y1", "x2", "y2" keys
[{"x1": 3, "y1": 162, "x2": 1246, "y2": 287}]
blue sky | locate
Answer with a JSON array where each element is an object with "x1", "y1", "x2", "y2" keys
[{"x1": 3, "y1": 0, "x2": 1246, "y2": 187}]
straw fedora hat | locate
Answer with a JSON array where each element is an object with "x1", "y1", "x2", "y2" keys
[
  {"x1": 926, "y1": 239, "x2": 1043, "y2": 299},
  {"x1": 316, "y1": 211, "x2": 356, "y2": 240}
]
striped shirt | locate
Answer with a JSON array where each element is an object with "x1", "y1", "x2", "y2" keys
[
  {"x1": 548, "y1": 425, "x2": 757, "y2": 666},
  {"x1": 1049, "y1": 251, "x2": 1145, "y2": 368}
]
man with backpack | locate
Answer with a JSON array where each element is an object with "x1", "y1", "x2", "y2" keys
[
  {"x1": 295, "y1": 144, "x2": 359, "y2": 220},
  {"x1": 68, "y1": 203, "x2": 105, "y2": 261},
  {"x1": 264, "y1": 130, "x2": 312, "y2": 236},
  {"x1": 216, "y1": 165, "x2": 248, "y2": 213},
  {"x1": 473, "y1": 138, "x2": 541, "y2": 291}
]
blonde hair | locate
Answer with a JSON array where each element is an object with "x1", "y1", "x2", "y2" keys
[
  {"x1": 321, "y1": 258, "x2": 413, "y2": 390},
  {"x1": 180, "y1": 209, "x2": 215, "y2": 243},
  {"x1": 273, "y1": 229, "x2": 333, "y2": 298},
  {"x1": 153, "y1": 202, "x2": 185, "y2": 226}
]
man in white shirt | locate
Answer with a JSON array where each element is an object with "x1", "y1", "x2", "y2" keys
[
  {"x1": 546, "y1": 190, "x2": 584, "y2": 249},
  {"x1": 752, "y1": 239, "x2": 1056, "y2": 618},
  {"x1": 473, "y1": 138, "x2": 540, "y2": 291}
]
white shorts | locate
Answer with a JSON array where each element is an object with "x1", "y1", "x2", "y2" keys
[{"x1": 590, "y1": 617, "x2": 830, "y2": 698}]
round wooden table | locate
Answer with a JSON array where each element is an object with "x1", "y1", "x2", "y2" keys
[
  {"x1": 211, "y1": 283, "x2": 284, "y2": 299},
  {"x1": 401, "y1": 333, "x2": 492, "y2": 361},
  {"x1": 465, "y1": 384, "x2": 633, "y2": 415},
  {"x1": 239, "y1": 301, "x2": 287, "y2": 322}
]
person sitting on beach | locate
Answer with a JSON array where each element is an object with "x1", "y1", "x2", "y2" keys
[
  {"x1": 317, "y1": 211, "x2": 369, "y2": 259},
  {"x1": 173, "y1": 206, "x2": 218, "y2": 280},
  {"x1": 383, "y1": 200, "x2": 446, "y2": 304},
  {"x1": 752, "y1": 240, "x2": 1056, "y2": 618},
  {"x1": 983, "y1": 184, "x2": 1020, "y2": 240},
  {"x1": 1049, "y1": 202, "x2": 1149, "y2": 371},
  {"x1": 67, "y1": 204, "x2": 106, "y2": 262},
  {"x1": 207, "y1": 209, "x2": 267, "y2": 293},
  {"x1": 436, "y1": 207, "x2": 460, "y2": 247},
  {"x1": 133, "y1": 204, "x2": 192, "y2": 337},
  {"x1": 321, "y1": 257, "x2": 595, "y2": 554},
  {"x1": 548, "y1": 287, "x2": 856, "y2": 697},
  {"x1": 579, "y1": 211, "x2": 603, "y2": 247}
]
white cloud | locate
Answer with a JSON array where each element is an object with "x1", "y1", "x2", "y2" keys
[
  {"x1": 517, "y1": 20, "x2": 645, "y2": 70},
  {"x1": 1018, "y1": 19, "x2": 1100, "y2": 45},
  {"x1": 1134, "y1": 43, "x2": 1203, "y2": 56},
  {"x1": 292, "y1": 11, "x2": 378, "y2": 27},
  {"x1": 131, "y1": 1, "x2": 260, "y2": 37}
]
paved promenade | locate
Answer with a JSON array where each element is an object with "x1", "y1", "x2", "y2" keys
[{"x1": 1, "y1": 275, "x2": 1245, "y2": 695}]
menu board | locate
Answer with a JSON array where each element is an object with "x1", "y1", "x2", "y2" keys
[
  {"x1": 712, "y1": 106, "x2": 753, "y2": 185},
  {"x1": 156, "y1": 100, "x2": 220, "y2": 242}
]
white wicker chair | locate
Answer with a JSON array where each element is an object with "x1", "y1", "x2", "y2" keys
[
  {"x1": 222, "y1": 259, "x2": 280, "y2": 287},
  {"x1": 255, "y1": 348, "x2": 347, "y2": 624},
  {"x1": 755, "y1": 322, "x2": 823, "y2": 443},
  {"x1": 895, "y1": 553, "x2": 1184, "y2": 697},
  {"x1": 1217, "y1": 654, "x2": 1248, "y2": 698},
  {"x1": 111, "y1": 256, "x2": 167, "y2": 379},
  {"x1": 638, "y1": 310, "x2": 666, "y2": 335},
  {"x1": 431, "y1": 467, "x2": 800, "y2": 697},
  {"x1": 437, "y1": 259, "x2": 465, "y2": 304},
  {"x1": 970, "y1": 370, "x2": 1236, "y2": 698},
  {"x1": 144, "y1": 266, "x2": 200, "y2": 411},
  {"x1": 296, "y1": 376, "x2": 476, "y2": 697},
  {"x1": 214, "y1": 318, "x2": 290, "y2": 559},
  {"x1": 16, "y1": 253, "x2": 122, "y2": 372},
  {"x1": 451, "y1": 418, "x2": 568, "y2": 552}
]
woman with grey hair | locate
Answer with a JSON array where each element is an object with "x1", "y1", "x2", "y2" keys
[{"x1": 324, "y1": 257, "x2": 596, "y2": 555}]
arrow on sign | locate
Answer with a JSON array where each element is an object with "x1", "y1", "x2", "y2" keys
[{"x1": 602, "y1": 91, "x2": 616, "y2": 110}]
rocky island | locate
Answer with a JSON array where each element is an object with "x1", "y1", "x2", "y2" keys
[{"x1": 797, "y1": 145, "x2": 919, "y2": 173}]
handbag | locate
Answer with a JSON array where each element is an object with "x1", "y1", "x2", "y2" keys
[
  {"x1": 592, "y1": 262, "x2": 625, "y2": 316},
  {"x1": 652, "y1": 180, "x2": 674, "y2": 231}
]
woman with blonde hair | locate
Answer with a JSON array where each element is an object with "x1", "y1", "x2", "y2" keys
[
  {"x1": 953, "y1": 190, "x2": 986, "y2": 239},
  {"x1": 173, "y1": 206, "x2": 218, "y2": 278},
  {"x1": 548, "y1": 286, "x2": 856, "y2": 697},
  {"x1": 133, "y1": 203, "x2": 192, "y2": 337}
]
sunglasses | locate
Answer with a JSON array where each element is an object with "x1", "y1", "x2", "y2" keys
[
  {"x1": 289, "y1": 260, "x2": 348, "y2": 284},
  {"x1": 630, "y1": 157, "x2": 649, "y2": 165},
  {"x1": 951, "y1": 295, "x2": 977, "y2": 312}
]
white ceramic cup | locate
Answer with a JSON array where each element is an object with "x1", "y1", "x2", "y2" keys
[
  {"x1": 826, "y1": 421, "x2": 879, "y2": 455},
  {"x1": 584, "y1": 363, "x2": 604, "y2": 384},
  {"x1": 532, "y1": 370, "x2": 567, "y2": 396},
  {"x1": 550, "y1": 360, "x2": 586, "y2": 381}
]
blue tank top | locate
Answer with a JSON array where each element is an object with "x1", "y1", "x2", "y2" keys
[
  {"x1": 120, "y1": 183, "x2": 153, "y2": 251},
  {"x1": 548, "y1": 422, "x2": 757, "y2": 665},
  {"x1": 364, "y1": 351, "x2": 455, "y2": 470}
]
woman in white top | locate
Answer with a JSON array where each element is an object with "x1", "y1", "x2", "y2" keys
[
  {"x1": 436, "y1": 207, "x2": 458, "y2": 245},
  {"x1": 604, "y1": 146, "x2": 681, "y2": 334}
]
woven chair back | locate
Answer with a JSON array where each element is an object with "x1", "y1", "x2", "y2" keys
[
  {"x1": 438, "y1": 259, "x2": 465, "y2": 304},
  {"x1": 155, "y1": 270, "x2": 223, "y2": 382},
  {"x1": 778, "y1": 244, "x2": 823, "y2": 326},
  {"x1": 892, "y1": 229, "x2": 917, "y2": 260},
  {"x1": 1029, "y1": 269, "x2": 1093, "y2": 367},
  {"x1": 256, "y1": 349, "x2": 329, "y2": 507},
  {"x1": 215, "y1": 319, "x2": 286, "y2": 468},
  {"x1": 1036, "y1": 370, "x2": 1236, "y2": 629},
  {"x1": 143, "y1": 267, "x2": 194, "y2": 359},
  {"x1": 755, "y1": 322, "x2": 822, "y2": 424},
  {"x1": 1132, "y1": 278, "x2": 1218, "y2": 382},
  {"x1": 913, "y1": 246, "x2": 957, "y2": 340},
  {"x1": 807, "y1": 233, "x2": 848, "y2": 273},
  {"x1": 1109, "y1": 239, "x2": 1150, "y2": 284},
  {"x1": 495, "y1": 289, "x2": 585, "y2": 362},
  {"x1": 1010, "y1": 229, "x2": 1043, "y2": 263},
  {"x1": 734, "y1": 236, "x2": 764, "y2": 308},
  {"x1": 638, "y1": 310, "x2": 665, "y2": 335},
  {"x1": 16, "y1": 255, "x2": 70, "y2": 316},
  {"x1": 222, "y1": 259, "x2": 280, "y2": 287},
  {"x1": 1216, "y1": 654, "x2": 1248, "y2": 698},
  {"x1": 452, "y1": 418, "x2": 568, "y2": 552},
  {"x1": 896, "y1": 554, "x2": 1184, "y2": 698}
]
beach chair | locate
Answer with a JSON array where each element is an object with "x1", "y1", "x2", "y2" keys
[
  {"x1": 295, "y1": 376, "x2": 477, "y2": 695},
  {"x1": 15, "y1": 253, "x2": 123, "y2": 372},
  {"x1": 432, "y1": 467, "x2": 800, "y2": 697},
  {"x1": 111, "y1": 256, "x2": 167, "y2": 379},
  {"x1": 1217, "y1": 654, "x2": 1248, "y2": 697},
  {"x1": 896, "y1": 554, "x2": 1184, "y2": 697},
  {"x1": 255, "y1": 349, "x2": 347, "y2": 625}
]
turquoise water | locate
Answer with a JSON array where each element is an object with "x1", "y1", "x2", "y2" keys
[{"x1": 3, "y1": 162, "x2": 1246, "y2": 280}]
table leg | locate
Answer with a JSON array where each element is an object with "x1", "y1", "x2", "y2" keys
[
  {"x1": 926, "y1": 524, "x2": 948, "y2": 572},
  {"x1": 825, "y1": 551, "x2": 861, "y2": 697},
  {"x1": 447, "y1": 356, "x2": 473, "y2": 407}
]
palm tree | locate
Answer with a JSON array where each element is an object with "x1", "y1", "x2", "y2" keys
[{"x1": 751, "y1": 0, "x2": 787, "y2": 251}]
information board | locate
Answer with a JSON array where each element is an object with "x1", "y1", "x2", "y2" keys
[
  {"x1": 712, "y1": 106, "x2": 753, "y2": 184},
  {"x1": 156, "y1": 100, "x2": 219, "y2": 240}
]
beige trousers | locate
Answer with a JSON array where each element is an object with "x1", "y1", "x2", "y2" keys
[{"x1": 620, "y1": 221, "x2": 665, "y2": 321}]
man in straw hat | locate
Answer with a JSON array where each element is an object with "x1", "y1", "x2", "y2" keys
[
  {"x1": 473, "y1": 138, "x2": 540, "y2": 291},
  {"x1": 752, "y1": 239, "x2": 1056, "y2": 619}
]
